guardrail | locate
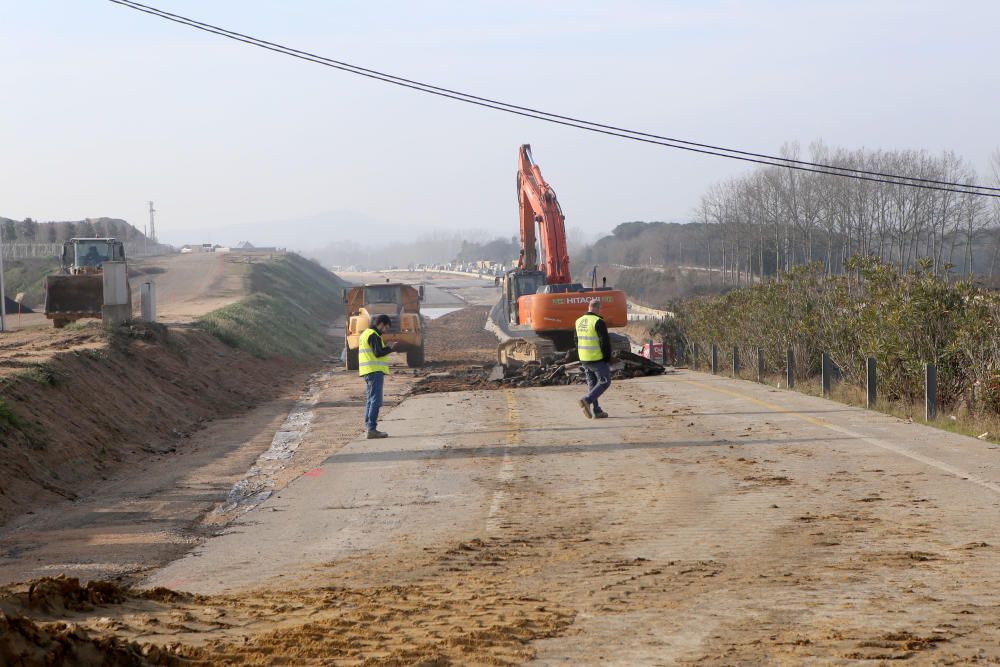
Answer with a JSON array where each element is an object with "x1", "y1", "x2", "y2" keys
[{"x1": 689, "y1": 342, "x2": 940, "y2": 420}]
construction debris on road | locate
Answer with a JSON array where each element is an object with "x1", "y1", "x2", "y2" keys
[
  {"x1": 409, "y1": 305, "x2": 668, "y2": 394},
  {"x1": 410, "y1": 351, "x2": 668, "y2": 394}
]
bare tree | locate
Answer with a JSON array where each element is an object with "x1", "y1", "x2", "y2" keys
[{"x1": 693, "y1": 142, "x2": 995, "y2": 280}]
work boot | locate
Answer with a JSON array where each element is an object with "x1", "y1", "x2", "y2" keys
[
  {"x1": 593, "y1": 409, "x2": 609, "y2": 419},
  {"x1": 578, "y1": 399, "x2": 593, "y2": 419},
  {"x1": 366, "y1": 429, "x2": 389, "y2": 439}
]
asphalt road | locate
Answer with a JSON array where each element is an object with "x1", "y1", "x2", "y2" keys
[{"x1": 145, "y1": 369, "x2": 1000, "y2": 663}]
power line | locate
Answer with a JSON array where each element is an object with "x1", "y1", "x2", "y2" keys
[{"x1": 108, "y1": 0, "x2": 1000, "y2": 199}]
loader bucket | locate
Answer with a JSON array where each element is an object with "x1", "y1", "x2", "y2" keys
[{"x1": 45, "y1": 274, "x2": 105, "y2": 320}]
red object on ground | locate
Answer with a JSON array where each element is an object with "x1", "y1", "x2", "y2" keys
[{"x1": 641, "y1": 343, "x2": 664, "y2": 365}]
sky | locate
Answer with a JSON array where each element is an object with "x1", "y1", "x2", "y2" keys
[{"x1": 2, "y1": 1, "x2": 998, "y2": 250}]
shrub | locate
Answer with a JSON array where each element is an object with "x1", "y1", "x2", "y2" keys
[{"x1": 677, "y1": 257, "x2": 1000, "y2": 411}]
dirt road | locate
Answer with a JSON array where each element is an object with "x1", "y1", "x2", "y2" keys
[
  {"x1": 0, "y1": 253, "x2": 247, "y2": 376},
  {"x1": 5, "y1": 270, "x2": 1000, "y2": 663},
  {"x1": 131, "y1": 252, "x2": 248, "y2": 323},
  {"x1": 338, "y1": 269, "x2": 500, "y2": 309}
]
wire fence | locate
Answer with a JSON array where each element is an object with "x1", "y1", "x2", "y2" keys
[{"x1": 1, "y1": 242, "x2": 169, "y2": 260}]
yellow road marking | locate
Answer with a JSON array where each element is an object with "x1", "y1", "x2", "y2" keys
[
  {"x1": 680, "y1": 378, "x2": 832, "y2": 429},
  {"x1": 486, "y1": 389, "x2": 520, "y2": 532}
]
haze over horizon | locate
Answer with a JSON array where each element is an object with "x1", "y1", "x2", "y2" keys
[{"x1": 3, "y1": 1, "x2": 998, "y2": 251}]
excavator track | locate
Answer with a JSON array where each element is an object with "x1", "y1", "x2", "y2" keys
[{"x1": 497, "y1": 334, "x2": 560, "y2": 367}]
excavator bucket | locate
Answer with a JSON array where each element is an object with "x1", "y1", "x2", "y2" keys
[{"x1": 44, "y1": 274, "x2": 105, "y2": 325}]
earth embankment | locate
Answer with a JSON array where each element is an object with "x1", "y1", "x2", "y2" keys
[{"x1": 0, "y1": 254, "x2": 345, "y2": 527}]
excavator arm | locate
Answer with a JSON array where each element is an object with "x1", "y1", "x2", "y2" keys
[{"x1": 517, "y1": 144, "x2": 572, "y2": 285}]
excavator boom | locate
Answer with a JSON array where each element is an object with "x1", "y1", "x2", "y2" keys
[{"x1": 517, "y1": 145, "x2": 572, "y2": 285}]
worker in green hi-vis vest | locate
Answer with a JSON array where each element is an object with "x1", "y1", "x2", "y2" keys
[
  {"x1": 575, "y1": 299, "x2": 612, "y2": 419},
  {"x1": 358, "y1": 314, "x2": 396, "y2": 439}
]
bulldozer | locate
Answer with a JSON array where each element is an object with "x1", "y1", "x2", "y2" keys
[
  {"x1": 343, "y1": 281, "x2": 425, "y2": 369},
  {"x1": 44, "y1": 238, "x2": 131, "y2": 328}
]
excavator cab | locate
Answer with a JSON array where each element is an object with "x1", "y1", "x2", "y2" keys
[{"x1": 501, "y1": 269, "x2": 546, "y2": 325}]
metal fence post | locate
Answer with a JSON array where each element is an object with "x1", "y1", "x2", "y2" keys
[
  {"x1": 711, "y1": 343, "x2": 719, "y2": 375},
  {"x1": 757, "y1": 347, "x2": 765, "y2": 383},
  {"x1": 866, "y1": 357, "x2": 877, "y2": 408},
  {"x1": 691, "y1": 343, "x2": 698, "y2": 370},
  {"x1": 786, "y1": 348, "x2": 795, "y2": 389},
  {"x1": 821, "y1": 352, "x2": 832, "y2": 398},
  {"x1": 0, "y1": 222, "x2": 6, "y2": 332},
  {"x1": 925, "y1": 363, "x2": 937, "y2": 421},
  {"x1": 732, "y1": 345, "x2": 740, "y2": 378}
]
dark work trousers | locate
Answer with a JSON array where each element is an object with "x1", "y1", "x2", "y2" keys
[
  {"x1": 582, "y1": 361, "x2": 611, "y2": 411},
  {"x1": 364, "y1": 372, "x2": 385, "y2": 431}
]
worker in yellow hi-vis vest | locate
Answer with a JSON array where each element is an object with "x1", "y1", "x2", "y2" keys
[
  {"x1": 574, "y1": 299, "x2": 612, "y2": 419},
  {"x1": 359, "y1": 314, "x2": 396, "y2": 438}
]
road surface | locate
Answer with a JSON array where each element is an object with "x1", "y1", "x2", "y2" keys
[{"x1": 139, "y1": 369, "x2": 1000, "y2": 663}]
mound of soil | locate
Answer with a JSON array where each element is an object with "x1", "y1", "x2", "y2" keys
[
  {"x1": 0, "y1": 323, "x2": 311, "y2": 527},
  {"x1": 0, "y1": 538, "x2": 574, "y2": 666},
  {"x1": 423, "y1": 306, "x2": 497, "y2": 364},
  {"x1": 0, "y1": 613, "x2": 155, "y2": 667}
]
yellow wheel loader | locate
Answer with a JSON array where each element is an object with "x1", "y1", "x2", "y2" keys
[
  {"x1": 344, "y1": 282, "x2": 425, "y2": 369},
  {"x1": 44, "y1": 238, "x2": 131, "y2": 328}
]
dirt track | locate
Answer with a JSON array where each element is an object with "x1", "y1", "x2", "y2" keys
[
  {"x1": 5, "y1": 269, "x2": 1000, "y2": 664},
  {"x1": 0, "y1": 253, "x2": 247, "y2": 376},
  {"x1": 131, "y1": 253, "x2": 248, "y2": 323}
]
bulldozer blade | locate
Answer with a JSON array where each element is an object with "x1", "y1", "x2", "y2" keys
[{"x1": 45, "y1": 274, "x2": 105, "y2": 318}]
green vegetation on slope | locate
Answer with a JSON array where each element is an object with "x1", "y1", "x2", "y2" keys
[
  {"x1": 195, "y1": 254, "x2": 346, "y2": 360},
  {"x1": 0, "y1": 396, "x2": 25, "y2": 431}
]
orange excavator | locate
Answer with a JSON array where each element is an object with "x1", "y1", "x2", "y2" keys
[{"x1": 495, "y1": 145, "x2": 629, "y2": 365}]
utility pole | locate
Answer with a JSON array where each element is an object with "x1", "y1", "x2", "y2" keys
[
  {"x1": 0, "y1": 221, "x2": 7, "y2": 332},
  {"x1": 148, "y1": 201, "x2": 157, "y2": 245}
]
